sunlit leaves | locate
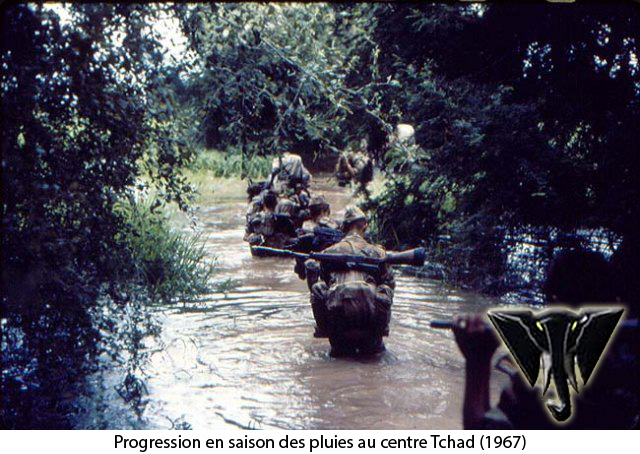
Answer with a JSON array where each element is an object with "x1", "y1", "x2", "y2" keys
[{"x1": 1, "y1": 3, "x2": 199, "y2": 427}]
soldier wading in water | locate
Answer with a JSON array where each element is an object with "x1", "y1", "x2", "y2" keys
[{"x1": 304, "y1": 206, "x2": 395, "y2": 357}]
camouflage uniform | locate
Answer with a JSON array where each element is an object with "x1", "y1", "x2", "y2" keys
[
  {"x1": 287, "y1": 185, "x2": 311, "y2": 223},
  {"x1": 244, "y1": 210, "x2": 275, "y2": 246},
  {"x1": 287, "y1": 196, "x2": 342, "y2": 258},
  {"x1": 274, "y1": 197, "x2": 300, "y2": 236},
  {"x1": 271, "y1": 153, "x2": 311, "y2": 195},
  {"x1": 307, "y1": 207, "x2": 395, "y2": 356},
  {"x1": 244, "y1": 217, "x2": 289, "y2": 250},
  {"x1": 336, "y1": 152, "x2": 357, "y2": 186},
  {"x1": 336, "y1": 150, "x2": 373, "y2": 187},
  {"x1": 302, "y1": 195, "x2": 339, "y2": 231},
  {"x1": 244, "y1": 191, "x2": 290, "y2": 250},
  {"x1": 246, "y1": 189, "x2": 269, "y2": 220}
]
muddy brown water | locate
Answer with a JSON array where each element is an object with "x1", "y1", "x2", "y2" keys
[{"x1": 140, "y1": 175, "x2": 506, "y2": 430}]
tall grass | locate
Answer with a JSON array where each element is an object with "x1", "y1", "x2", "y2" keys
[
  {"x1": 189, "y1": 149, "x2": 272, "y2": 180},
  {"x1": 114, "y1": 195, "x2": 214, "y2": 303}
]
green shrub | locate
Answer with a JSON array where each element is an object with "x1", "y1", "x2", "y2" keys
[
  {"x1": 114, "y1": 196, "x2": 213, "y2": 303},
  {"x1": 1, "y1": 4, "x2": 198, "y2": 428},
  {"x1": 189, "y1": 149, "x2": 272, "y2": 180}
]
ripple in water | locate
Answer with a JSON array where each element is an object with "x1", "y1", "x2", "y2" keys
[{"x1": 140, "y1": 176, "x2": 506, "y2": 430}]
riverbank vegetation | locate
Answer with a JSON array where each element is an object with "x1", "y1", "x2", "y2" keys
[
  {"x1": 2, "y1": 2, "x2": 638, "y2": 428},
  {"x1": 171, "y1": 2, "x2": 639, "y2": 302},
  {"x1": 114, "y1": 195, "x2": 213, "y2": 304},
  {"x1": 188, "y1": 149, "x2": 271, "y2": 180},
  {"x1": 1, "y1": 4, "x2": 208, "y2": 428}
]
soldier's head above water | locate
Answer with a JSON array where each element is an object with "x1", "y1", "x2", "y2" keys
[
  {"x1": 309, "y1": 195, "x2": 330, "y2": 219},
  {"x1": 342, "y1": 206, "x2": 367, "y2": 234},
  {"x1": 263, "y1": 190, "x2": 278, "y2": 211}
]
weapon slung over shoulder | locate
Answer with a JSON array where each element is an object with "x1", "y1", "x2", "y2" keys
[{"x1": 252, "y1": 246, "x2": 426, "y2": 274}]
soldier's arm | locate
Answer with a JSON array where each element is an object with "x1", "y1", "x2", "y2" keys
[
  {"x1": 452, "y1": 315, "x2": 500, "y2": 429},
  {"x1": 302, "y1": 166, "x2": 312, "y2": 184},
  {"x1": 346, "y1": 161, "x2": 356, "y2": 177},
  {"x1": 304, "y1": 259, "x2": 322, "y2": 291},
  {"x1": 379, "y1": 263, "x2": 396, "y2": 290}
]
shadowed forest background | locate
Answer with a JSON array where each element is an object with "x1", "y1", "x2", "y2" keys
[{"x1": 1, "y1": 2, "x2": 639, "y2": 428}]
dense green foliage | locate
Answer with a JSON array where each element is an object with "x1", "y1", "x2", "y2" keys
[
  {"x1": 188, "y1": 149, "x2": 271, "y2": 180},
  {"x1": 2, "y1": 2, "x2": 639, "y2": 428},
  {"x1": 0, "y1": 4, "x2": 204, "y2": 428},
  {"x1": 114, "y1": 195, "x2": 213, "y2": 303},
  {"x1": 174, "y1": 3, "x2": 389, "y2": 158},
  {"x1": 173, "y1": 2, "x2": 639, "y2": 296},
  {"x1": 360, "y1": 3, "x2": 640, "y2": 294}
]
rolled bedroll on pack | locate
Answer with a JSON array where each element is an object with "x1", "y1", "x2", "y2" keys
[{"x1": 287, "y1": 226, "x2": 345, "y2": 253}]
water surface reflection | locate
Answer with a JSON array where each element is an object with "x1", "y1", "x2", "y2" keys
[{"x1": 142, "y1": 175, "x2": 504, "y2": 429}]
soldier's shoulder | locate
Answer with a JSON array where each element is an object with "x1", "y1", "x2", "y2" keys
[
  {"x1": 356, "y1": 239, "x2": 386, "y2": 257},
  {"x1": 323, "y1": 241, "x2": 347, "y2": 254},
  {"x1": 276, "y1": 198, "x2": 294, "y2": 209},
  {"x1": 365, "y1": 243, "x2": 386, "y2": 258},
  {"x1": 325, "y1": 235, "x2": 378, "y2": 255}
]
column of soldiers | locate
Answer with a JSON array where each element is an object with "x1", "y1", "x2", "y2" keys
[
  {"x1": 243, "y1": 152, "x2": 342, "y2": 254},
  {"x1": 242, "y1": 137, "x2": 638, "y2": 426},
  {"x1": 244, "y1": 151, "x2": 424, "y2": 357}
]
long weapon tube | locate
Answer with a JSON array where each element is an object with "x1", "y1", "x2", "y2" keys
[
  {"x1": 252, "y1": 246, "x2": 308, "y2": 260},
  {"x1": 386, "y1": 247, "x2": 426, "y2": 267},
  {"x1": 251, "y1": 246, "x2": 426, "y2": 268},
  {"x1": 251, "y1": 247, "x2": 383, "y2": 274}
]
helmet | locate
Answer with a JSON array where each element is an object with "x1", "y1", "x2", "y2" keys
[
  {"x1": 343, "y1": 206, "x2": 366, "y2": 225},
  {"x1": 263, "y1": 190, "x2": 278, "y2": 209},
  {"x1": 309, "y1": 195, "x2": 330, "y2": 210}
]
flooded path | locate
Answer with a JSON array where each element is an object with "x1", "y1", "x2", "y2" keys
[{"x1": 141, "y1": 174, "x2": 504, "y2": 430}]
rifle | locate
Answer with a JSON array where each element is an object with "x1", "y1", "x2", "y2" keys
[
  {"x1": 430, "y1": 320, "x2": 458, "y2": 329},
  {"x1": 252, "y1": 246, "x2": 426, "y2": 275},
  {"x1": 246, "y1": 160, "x2": 281, "y2": 200},
  {"x1": 246, "y1": 165, "x2": 283, "y2": 200}
]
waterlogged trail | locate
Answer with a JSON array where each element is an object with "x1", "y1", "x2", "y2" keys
[{"x1": 141, "y1": 174, "x2": 505, "y2": 429}]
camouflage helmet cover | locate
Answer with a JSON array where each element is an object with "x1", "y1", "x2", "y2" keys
[
  {"x1": 309, "y1": 195, "x2": 330, "y2": 209},
  {"x1": 343, "y1": 205, "x2": 367, "y2": 225}
]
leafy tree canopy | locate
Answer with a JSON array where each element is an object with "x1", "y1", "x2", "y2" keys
[{"x1": 1, "y1": 3, "x2": 195, "y2": 427}]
